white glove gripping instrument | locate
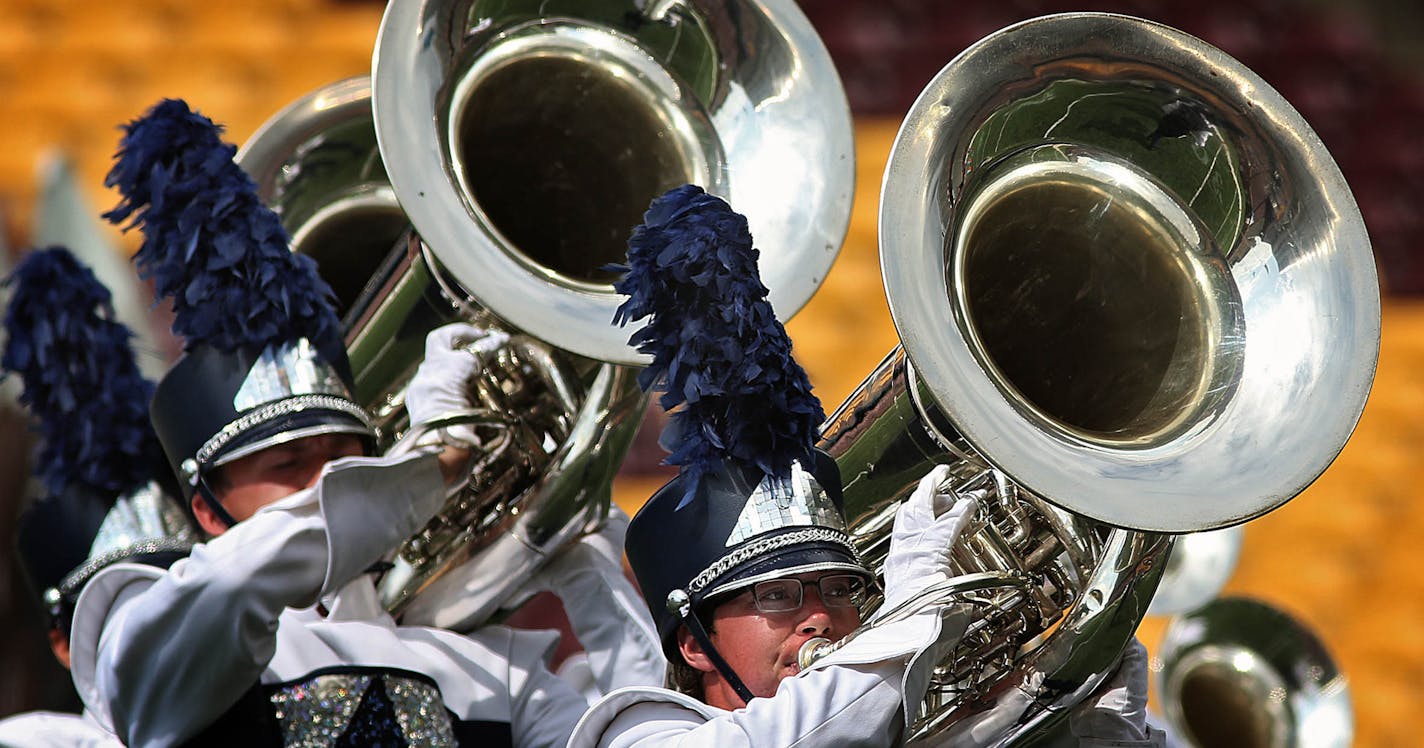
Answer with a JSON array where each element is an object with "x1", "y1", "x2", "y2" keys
[
  {"x1": 1070, "y1": 637, "x2": 1155, "y2": 742},
  {"x1": 882, "y1": 464, "x2": 979, "y2": 611},
  {"x1": 941, "y1": 671, "x2": 1045, "y2": 748},
  {"x1": 404, "y1": 323, "x2": 511, "y2": 444}
]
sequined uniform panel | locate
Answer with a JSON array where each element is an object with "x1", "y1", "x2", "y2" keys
[{"x1": 269, "y1": 668, "x2": 455, "y2": 747}]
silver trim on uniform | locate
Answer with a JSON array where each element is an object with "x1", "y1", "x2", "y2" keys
[
  {"x1": 54, "y1": 482, "x2": 198, "y2": 599},
  {"x1": 57, "y1": 536, "x2": 196, "y2": 600},
  {"x1": 232, "y1": 338, "x2": 352, "y2": 411},
  {"x1": 687, "y1": 527, "x2": 862, "y2": 596},
  {"x1": 192, "y1": 394, "x2": 375, "y2": 478},
  {"x1": 269, "y1": 671, "x2": 457, "y2": 746}
]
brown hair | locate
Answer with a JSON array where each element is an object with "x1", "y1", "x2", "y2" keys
[{"x1": 668, "y1": 658, "x2": 705, "y2": 699}]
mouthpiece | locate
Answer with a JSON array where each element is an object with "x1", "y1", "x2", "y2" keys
[{"x1": 797, "y1": 637, "x2": 834, "y2": 670}]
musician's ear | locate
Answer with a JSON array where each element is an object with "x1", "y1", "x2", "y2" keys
[
  {"x1": 190, "y1": 492, "x2": 229, "y2": 537},
  {"x1": 676, "y1": 624, "x2": 716, "y2": 673}
]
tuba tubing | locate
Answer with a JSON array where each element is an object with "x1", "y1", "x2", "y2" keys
[
  {"x1": 1146, "y1": 525, "x2": 1245, "y2": 617},
  {"x1": 818, "y1": 348, "x2": 1173, "y2": 741}
]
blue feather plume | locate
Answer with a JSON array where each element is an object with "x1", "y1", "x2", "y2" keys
[
  {"x1": 103, "y1": 98, "x2": 341, "y2": 352},
  {"x1": 612, "y1": 185, "x2": 825, "y2": 508},
  {"x1": 1, "y1": 247, "x2": 166, "y2": 499}
]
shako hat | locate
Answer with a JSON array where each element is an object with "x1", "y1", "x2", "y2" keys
[
  {"x1": 612, "y1": 185, "x2": 868, "y2": 664},
  {"x1": 3, "y1": 247, "x2": 196, "y2": 632},
  {"x1": 103, "y1": 99, "x2": 374, "y2": 501}
]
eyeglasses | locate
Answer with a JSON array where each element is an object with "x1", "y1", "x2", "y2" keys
[{"x1": 748, "y1": 574, "x2": 868, "y2": 614}]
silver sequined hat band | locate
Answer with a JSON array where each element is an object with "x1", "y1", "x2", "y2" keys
[
  {"x1": 686, "y1": 526, "x2": 866, "y2": 597},
  {"x1": 182, "y1": 394, "x2": 375, "y2": 484}
]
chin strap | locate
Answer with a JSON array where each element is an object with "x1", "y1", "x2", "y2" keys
[
  {"x1": 668, "y1": 589, "x2": 756, "y2": 706},
  {"x1": 194, "y1": 476, "x2": 239, "y2": 530}
]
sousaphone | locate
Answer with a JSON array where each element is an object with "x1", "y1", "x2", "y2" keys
[
  {"x1": 811, "y1": 12, "x2": 1378, "y2": 743},
  {"x1": 239, "y1": 0, "x2": 856, "y2": 632}
]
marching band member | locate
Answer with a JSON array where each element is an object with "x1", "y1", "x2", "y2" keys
[
  {"x1": 66, "y1": 99, "x2": 661, "y2": 747},
  {"x1": 568, "y1": 186, "x2": 1162, "y2": 747},
  {"x1": 0, "y1": 247, "x2": 197, "y2": 747}
]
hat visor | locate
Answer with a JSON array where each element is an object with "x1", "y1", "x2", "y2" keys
[{"x1": 701, "y1": 541, "x2": 872, "y2": 603}]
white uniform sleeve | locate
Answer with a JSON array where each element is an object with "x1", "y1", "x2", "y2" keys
[
  {"x1": 1044, "y1": 638, "x2": 1168, "y2": 748},
  {"x1": 607, "y1": 662, "x2": 906, "y2": 748},
  {"x1": 571, "y1": 611, "x2": 952, "y2": 748},
  {"x1": 542, "y1": 541, "x2": 666, "y2": 695},
  {"x1": 0, "y1": 710, "x2": 123, "y2": 748},
  {"x1": 485, "y1": 627, "x2": 612, "y2": 748},
  {"x1": 1032, "y1": 717, "x2": 1170, "y2": 748},
  {"x1": 69, "y1": 451, "x2": 445, "y2": 748}
]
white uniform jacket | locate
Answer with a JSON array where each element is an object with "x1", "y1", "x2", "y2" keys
[
  {"x1": 68, "y1": 451, "x2": 661, "y2": 748},
  {"x1": 570, "y1": 603, "x2": 1168, "y2": 748},
  {"x1": 569, "y1": 608, "x2": 954, "y2": 748},
  {"x1": 0, "y1": 709, "x2": 121, "y2": 748}
]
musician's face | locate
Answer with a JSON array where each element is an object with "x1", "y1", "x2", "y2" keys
[
  {"x1": 192, "y1": 433, "x2": 365, "y2": 535},
  {"x1": 678, "y1": 571, "x2": 862, "y2": 710}
]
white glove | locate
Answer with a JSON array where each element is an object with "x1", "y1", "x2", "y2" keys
[
  {"x1": 882, "y1": 464, "x2": 978, "y2": 610},
  {"x1": 1070, "y1": 638, "x2": 1154, "y2": 742},
  {"x1": 404, "y1": 323, "x2": 510, "y2": 441},
  {"x1": 940, "y1": 671, "x2": 1044, "y2": 748}
]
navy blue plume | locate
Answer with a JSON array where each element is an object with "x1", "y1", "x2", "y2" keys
[
  {"x1": 103, "y1": 98, "x2": 341, "y2": 352},
  {"x1": 2, "y1": 247, "x2": 166, "y2": 499},
  {"x1": 612, "y1": 185, "x2": 825, "y2": 508}
]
